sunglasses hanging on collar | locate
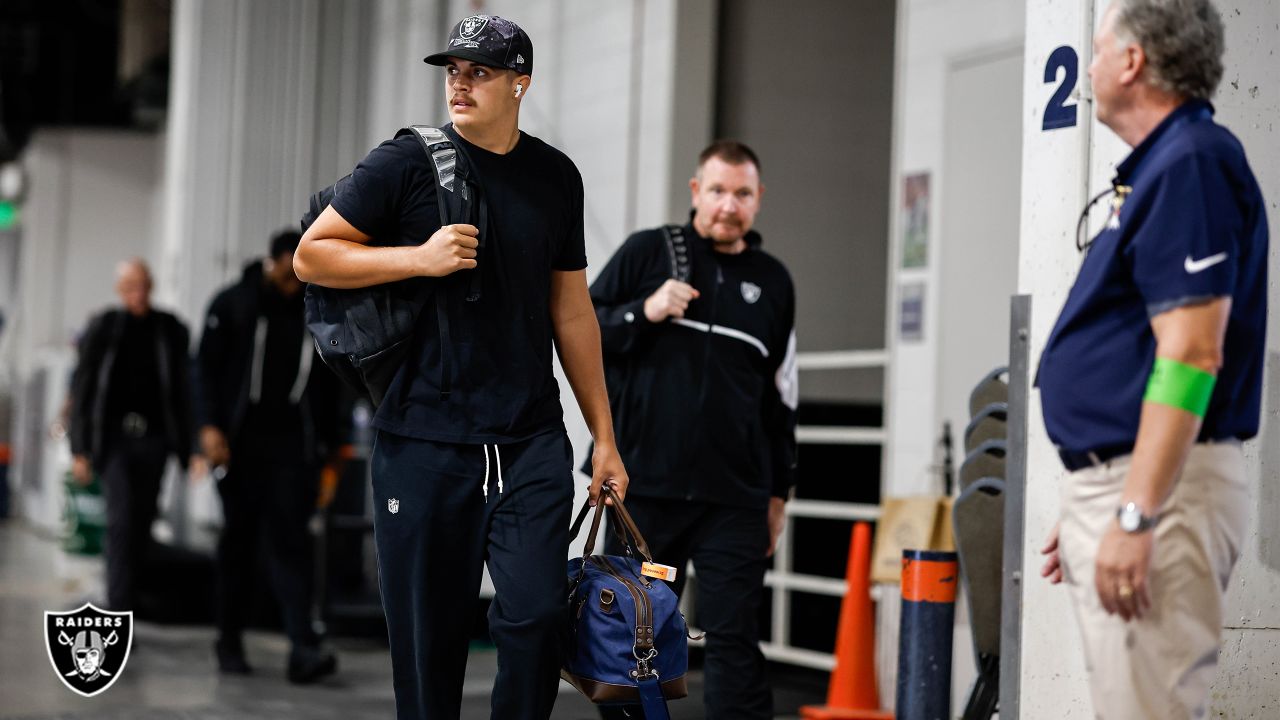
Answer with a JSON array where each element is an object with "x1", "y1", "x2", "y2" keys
[{"x1": 1076, "y1": 182, "x2": 1133, "y2": 253}]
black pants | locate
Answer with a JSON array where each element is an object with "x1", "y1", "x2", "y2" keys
[
  {"x1": 371, "y1": 429, "x2": 574, "y2": 720},
  {"x1": 100, "y1": 435, "x2": 168, "y2": 612},
  {"x1": 601, "y1": 497, "x2": 773, "y2": 720},
  {"x1": 215, "y1": 449, "x2": 319, "y2": 648}
]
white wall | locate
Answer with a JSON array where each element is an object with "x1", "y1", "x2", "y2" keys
[
  {"x1": 885, "y1": 0, "x2": 1027, "y2": 498},
  {"x1": 13, "y1": 130, "x2": 165, "y2": 374},
  {"x1": 936, "y1": 48, "x2": 1023, "y2": 447},
  {"x1": 1017, "y1": 1, "x2": 1280, "y2": 716}
]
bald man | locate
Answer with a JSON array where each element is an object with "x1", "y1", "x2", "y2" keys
[{"x1": 69, "y1": 259, "x2": 194, "y2": 612}]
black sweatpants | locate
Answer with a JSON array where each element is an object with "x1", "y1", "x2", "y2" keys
[
  {"x1": 100, "y1": 435, "x2": 168, "y2": 612},
  {"x1": 215, "y1": 448, "x2": 319, "y2": 648},
  {"x1": 601, "y1": 497, "x2": 772, "y2": 720},
  {"x1": 371, "y1": 428, "x2": 575, "y2": 720}
]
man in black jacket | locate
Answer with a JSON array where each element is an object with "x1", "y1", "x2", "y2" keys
[
  {"x1": 197, "y1": 230, "x2": 340, "y2": 683},
  {"x1": 588, "y1": 140, "x2": 798, "y2": 719},
  {"x1": 70, "y1": 259, "x2": 193, "y2": 613}
]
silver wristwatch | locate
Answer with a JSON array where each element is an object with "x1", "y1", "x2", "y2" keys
[{"x1": 1116, "y1": 502, "x2": 1157, "y2": 533}]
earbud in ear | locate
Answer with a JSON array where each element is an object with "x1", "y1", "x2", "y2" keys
[{"x1": 514, "y1": 84, "x2": 524, "y2": 98}]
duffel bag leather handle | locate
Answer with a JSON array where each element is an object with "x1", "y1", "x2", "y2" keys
[
  {"x1": 605, "y1": 487, "x2": 654, "y2": 562},
  {"x1": 569, "y1": 484, "x2": 654, "y2": 563}
]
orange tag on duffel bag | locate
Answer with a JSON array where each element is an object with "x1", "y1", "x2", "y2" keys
[{"x1": 641, "y1": 562, "x2": 678, "y2": 582}]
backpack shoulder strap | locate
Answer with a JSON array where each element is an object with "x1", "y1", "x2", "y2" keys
[
  {"x1": 399, "y1": 125, "x2": 469, "y2": 226},
  {"x1": 659, "y1": 224, "x2": 691, "y2": 283},
  {"x1": 398, "y1": 125, "x2": 472, "y2": 399}
]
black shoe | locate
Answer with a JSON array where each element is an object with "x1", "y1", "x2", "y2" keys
[
  {"x1": 287, "y1": 644, "x2": 337, "y2": 685},
  {"x1": 215, "y1": 638, "x2": 253, "y2": 675}
]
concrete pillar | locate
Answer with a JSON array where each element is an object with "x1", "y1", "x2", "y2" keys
[{"x1": 1013, "y1": 0, "x2": 1096, "y2": 714}]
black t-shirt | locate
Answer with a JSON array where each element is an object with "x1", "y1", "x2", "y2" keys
[
  {"x1": 330, "y1": 126, "x2": 587, "y2": 443},
  {"x1": 105, "y1": 312, "x2": 164, "y2": 434}
]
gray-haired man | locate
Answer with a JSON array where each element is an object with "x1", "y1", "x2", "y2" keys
[{"x1": 1037, "y1": 1, "x2": 1268, "y2": 717}]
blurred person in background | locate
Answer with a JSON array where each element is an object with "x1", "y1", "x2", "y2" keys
[
  {"x1": 69, "y1": 258, "x2": 194, "y2": 612},
  {"x1": 587, "y1": 140, "x2": 798, "y2": 719},
  {"x1": 197, "y1": 229, "x2": 340, "y2": 684}
]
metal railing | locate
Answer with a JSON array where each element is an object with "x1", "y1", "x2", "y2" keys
[{"x1": 762, "y1": 348, "x2": 887, "y2": 671}]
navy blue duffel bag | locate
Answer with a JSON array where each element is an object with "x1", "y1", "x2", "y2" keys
[{"x1": 562, "y1": 485, "x2": 688, "y2": 719}]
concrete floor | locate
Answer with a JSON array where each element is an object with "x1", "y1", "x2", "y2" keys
[{"x1": 0, "y1": 520, "x2": 821, "y2": 719}]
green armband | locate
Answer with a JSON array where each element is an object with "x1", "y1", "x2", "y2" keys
[{"x1": 1144, "y1": 357, "x2": 1216, "y2": 417}]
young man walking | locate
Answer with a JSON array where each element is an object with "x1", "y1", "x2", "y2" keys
[{"x1": 294, "y1": 15, "x2": 628, "y2": 720}]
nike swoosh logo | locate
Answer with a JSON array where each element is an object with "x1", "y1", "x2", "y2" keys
[{"x1": 1184, "y1": 252, "x2": 1228, "y2": 274}]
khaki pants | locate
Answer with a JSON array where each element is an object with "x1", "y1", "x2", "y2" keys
[{"x1": 1058, "y1": 442, "x2": 1249, "y2": 720}]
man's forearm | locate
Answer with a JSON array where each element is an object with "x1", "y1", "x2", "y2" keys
[
  {"x1": 1120, "y1": 401, "x2": 1202, "y2": 512},
  {"x1": 294, "y1": 239, "x2": 424, "y2": 289},
  {"x1": 554, "y1": 311, "x2": 616, "y2": 444},
  {"x1": 1126, "y1": 300, "x2": 1229, "y2": 514}
]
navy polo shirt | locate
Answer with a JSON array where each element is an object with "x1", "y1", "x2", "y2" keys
[{"x1": 1038, "y1": 100, "x2": 1269, "y2": 457}]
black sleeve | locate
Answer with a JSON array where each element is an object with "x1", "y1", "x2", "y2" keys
[
  {"x1": 196, "y1": 292, "x2": 234, "y2": 432},
  {"x1": 552, "y1": 161, "x2": 588, "y2": 271},
  {"x1": 68, "y1": 313, "x2": 107, "y2": 457},
  {"x1": 329, "y1": 138, "x2": 413, "y2": 238},
  {"x1": 588, "y1": 231, "x2": 664, "y2": 355},
  {"x1": 764, "y1": 276, "x2": 799, "y2": 499}
]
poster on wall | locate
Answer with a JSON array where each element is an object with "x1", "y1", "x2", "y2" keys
[
  {"x1": 899, "y1": 281, "x2": 925, "y2": 342},
  {"x1": 901, "y1": 172, "x2": 931, "y2": 269}
]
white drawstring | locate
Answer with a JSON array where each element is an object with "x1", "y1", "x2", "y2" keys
[
  {"x1": 482, "y1": 444, "x2": 505, "y2": 502},
  {"x1": 495, "y1": 445, "x2": 504, "y2": 497},
  {"x1": 483, "y1": 445, "x2": 491, "y2": 502}
]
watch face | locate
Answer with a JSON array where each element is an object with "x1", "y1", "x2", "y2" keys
[{"x1": 1119, "y1": 510, "x2": 1140, "y2": 532}]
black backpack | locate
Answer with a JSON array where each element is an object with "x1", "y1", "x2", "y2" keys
[{"x1": 302, "y1": 126, "x2": 475, "y2": 406}]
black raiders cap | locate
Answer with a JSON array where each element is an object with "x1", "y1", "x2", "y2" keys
[{"x1": 424, "y1": 15, "x2": 533, "y2": 76}]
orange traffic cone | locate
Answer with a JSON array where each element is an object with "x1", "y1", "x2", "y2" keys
[{"x1": 800, "y1": 521, "x2": 894, "y2": 720}]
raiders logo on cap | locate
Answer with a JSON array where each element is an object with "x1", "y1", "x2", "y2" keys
[{"x1": 425, "y1": 15, "x2": 534, "y2": 76}]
